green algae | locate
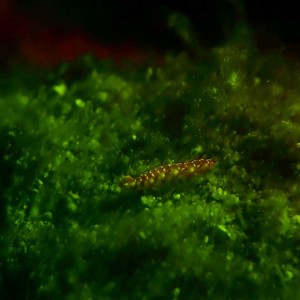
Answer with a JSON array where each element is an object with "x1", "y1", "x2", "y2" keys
[{"x1": 1, "y1": 42, "x2": 300, "y2": 300}]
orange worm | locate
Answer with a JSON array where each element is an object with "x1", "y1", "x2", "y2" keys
[{"x1": 121, "y1": 158, "x2": 217, "y2": 189}]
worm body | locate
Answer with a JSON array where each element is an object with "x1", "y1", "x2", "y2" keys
[{"x1": 122, "y1": 158, "x2": 216, "y2": 189}]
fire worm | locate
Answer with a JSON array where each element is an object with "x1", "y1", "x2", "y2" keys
[{"x1": 121, "y1": 158, "x2": 217, "y2": 189}]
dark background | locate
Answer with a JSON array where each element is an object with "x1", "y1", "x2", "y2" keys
[{"x1": 1, "y1": 0, "x2": 300, "y2": 67}]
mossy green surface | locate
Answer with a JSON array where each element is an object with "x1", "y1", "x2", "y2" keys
[{"x1": 1, "y1": 42, "x2": 300, "y2": 300}]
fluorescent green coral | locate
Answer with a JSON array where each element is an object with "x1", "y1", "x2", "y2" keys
[{"x1": 1, "y1": 38, "x2": 300, "y2": 300}]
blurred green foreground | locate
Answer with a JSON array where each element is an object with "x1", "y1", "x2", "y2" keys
[{"x1": 1, "y1": 32, "x2": 300, "y2": 300}]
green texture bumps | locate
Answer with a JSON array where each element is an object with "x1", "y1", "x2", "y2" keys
[{"x1": 1, "y1": 41, "x2": 300, "y2": 300}]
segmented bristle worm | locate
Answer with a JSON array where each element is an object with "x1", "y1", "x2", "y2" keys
[{"x1": 121, "y1": 158, "x2": 217, "y2": 189}]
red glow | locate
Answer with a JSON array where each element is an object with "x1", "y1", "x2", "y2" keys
[{"x1": 0, "y1": 0, "x2": 162, "y2": 68}]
